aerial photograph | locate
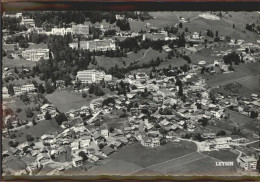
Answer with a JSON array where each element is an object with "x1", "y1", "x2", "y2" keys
[{"x1": 1, "y1": 11, "x2": 260, "y2": 176}]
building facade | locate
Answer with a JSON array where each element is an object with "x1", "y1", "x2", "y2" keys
[
  {"x1": 20, "y1": 18, "x2": 35, "y2": 28},
  {"x1": 22, "y1": 49, "x2": 49, "y2": 61},
  {"x1": 76, "y1": 70, "x2": 112, "y2": 83},
  {"x1": 86, "y1": 39, "x2": 116, "y2": 51},
  {"x1": 238, "y1": 156, "x2": 257, "y2": 170},
  {"x1": 13, "y1": 84, "x2": 36, "y2": 95},
  {"x1": 72, "y1": 24, "x2": 89, "y2": 36}
]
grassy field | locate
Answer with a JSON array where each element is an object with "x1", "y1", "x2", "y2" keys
[
  {"x1": 2, "y1": 57, "x2": 36, "y2": 69},
  {"x1": 3, "y1": 95, "x2": 41, "y2": 121},
  {"x1": 163, "y1": 154, "x2": 236, "y2": 176},
  {"x1": 225, "y1": 109, "x2": 259, "y2": 133},
  {"x1": 3, "y1": 118, "x2": 61, "y2": 151},
  {"x1": 45, "y1": 90, "x2": 100, "y2": 113},
  {"x1": 202, "y1": 150, "x2": 238, "y2": 162},
  {"x1": 110, "y1": 141, "x2": 196, "y2": 168},
  {"x1": 132, "y1": 151, "x2": 236, "y2": 176},
  {"x1": 247, "y1": 141, "x2": 260, "y2": 149},
  {"x1": 87, "y1": 141, "x2": 197, "y2": 175},
  {"x1": 204, "y1": 62, "x2": 260, "y2": 88}
]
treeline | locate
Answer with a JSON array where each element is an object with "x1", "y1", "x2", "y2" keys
[
  {"x1": 2, "y1": 17, "x2": 27, "y2": 33},
  {"x1": 116, "y1": 19, "x2": 131, "y2": 31},
  {"x1": 22, "y1": 11, "x2": 118, "y2": 27},
  {"x1": 107, "y1": 56, "x2": 163, "y2": 79},
  {"x1": 223, "y1": 51, "x2": 242, "y2": 65},
  {"x1": 6, "y1": 33, "x2": 49, "y2": 45}
]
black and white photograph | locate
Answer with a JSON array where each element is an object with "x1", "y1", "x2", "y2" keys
[{"x1": 1, "y1": 9, "x2": 260, "y2": 177}]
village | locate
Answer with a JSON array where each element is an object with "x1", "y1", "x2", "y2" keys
[{"x1": 2, "y1": 11, "x2": 260, "y2": 176}]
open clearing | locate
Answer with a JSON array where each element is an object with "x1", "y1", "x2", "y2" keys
[
  {"x1": 131, "y1": 151, "x2": 236, "y2": 176},
  {"x1": 202, "y1": 150, "x2": 238, "y2": 162},
  {"x1": 204, "y1": 62, "x2": 260, "y2": 89},
  {"x1": 86, "y1": 141, "x2": 197, "y2": 175},
  {"x1": 45, "y1": 90, "x2": 96, "y2": 113},
  {"x1": 3, "y1": 57, "x2": 36, "y2": 69}
]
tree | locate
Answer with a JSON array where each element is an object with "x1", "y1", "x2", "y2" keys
[
  {"x1": 16, "y1": 108, "x2": 22, "y2": 113},
  {"x1": 215, "y1": 30, "x2": 219, "y2": 38},
  {"x1": 109, "y1": 127, "x2": 114, "y2": 133},
  {"x1": 19, "y1": 39, "x2": 29, "y2": 48},
  {"x1": 8, "y1": 140, "x2": 19, "y2": 147},
  {"x1": 193, "y1": 133, "x2": 203, "y2": 142},
  {"x1": 82, "y1": 92, "x2": 87, "y2": 98},
  {"x1": 25, "y1": 107, "x2": 34, "y2": 118},
  {"x1": 55, "y1": 113, "x2": 67, "y2": 125},
  {"x1": 26, "y1": 134, "x2": 34, "y2": 142},
  {"x1": 45, "y1": 111, "x2": 52, "y2": 120},
  {"x1": 88, "y1": 84, "x2": 94, "y2": 94},
  {"x1": 183, "y1": 121, "x2": 187, "y2": 129},
  {"x1": 185, "y1": 27, "x2": 188, "y2": 32},
  {"x1": 14, "y1": 66, "x2": 19, "y2": 74},
  {"x1": 250, "y1": 111, "x2": 258, "y2": 118},
  {"x1": 217, "y1": 130, "x2": 226, "y2": 136},
  {"x1": 8, "y1": 84, "x2": 15, "y2": 96},
  {"x1": 102, "y1": 97, "x2": 115, "y2": 107},
  {"x1": 179, "y1": 22, "x2": 183, "y2": 28},
  {"x1": 45, "y1": 80, "x2": 54, "y2": 94},
  {"x1": 78, "y1": 151, "x2": 88, "y2": 161}
]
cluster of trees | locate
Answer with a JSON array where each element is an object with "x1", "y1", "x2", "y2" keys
[
  {"x1": 198, "y1": 117, "x2": 209, "y2": 127},
  {"x1": 88, "y1": 83, "x2": 104, "y2": 96},
  {"x1": 116, "y1": 19, "x2": 131, "y2": 31},
  {"x1": 245, "y1": 23, "x2": 260, "y2": 32},
  {"x1": 3, "y1": 17, "x2": 27, "y2": 33},
  {"x1": 22, "y1": 11, "x2": 117, "y2": 27},
  {"x1": 216, "y1": 130, "x2": 226, "y2": 136},
  {"x1": 183, "y1": 55, "x2": 192, "y2": 63},
  {"x1": 28, "y1": 33, "x2": 49, "y2": 44},
  {"x1": 55, "y1": 113, "x2": 67, "y2": 125},
  {"x1": 102, "y1": 97, "x2": 116, "y2": 107},
  {"x1": 223, "y1": 51, "x2": 241, "y2": 65},
  {"x1": 164, "y1": 25, "x2": 178, "y2": 34},
  {"x1": 104, "y1": 29, "x2": 116, "y2": 37},
  {"x1": 5, "y1": 34, "x2": 29, "y2": 48},
  {"x1": 206, "y1": 29, "x2": 214, "y2": 38},
  {"x1": 159, "y1": 107, "x2": 173, "y2": 115},
  {"x1": 231, "y1": 127, "x2": 242, "y2": 136}
]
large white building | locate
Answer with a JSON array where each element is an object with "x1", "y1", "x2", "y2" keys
[
  {"x1": 238, "y1": 156, "x2": 257, "y2": 171},
  {"x1": 51, "y1": 28, "x2": 72, "y2": 36},
  {"x1": 69, "y1": 39, "x2": 116, "y2": 52},
  {"x1": 72, "y1": 24, "x2": 89, "y2": 36},
  {"x1": 76, "y1": 70, "x2": 112, "y2": 83},
  {"x1": 22, "y1": 49, "x2": 49, "y2": 61},
  {"x1": 20, "y1": 18, "x2": 35, "y2": 28},
  {"x1": 13, "y1": 84, "x2": 36, "y2": 95}
]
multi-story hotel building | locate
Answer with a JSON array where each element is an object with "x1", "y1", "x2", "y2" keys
[
  {"x1": 238, "y1": 156, "x2": 257, "y2": 171},
  {"x1": 51, "y1": 28, "x2": 72, "y2": 36},
  {"x1": 22, "y1": 49, "x2": 49, "y2": 61},
  {"x1": 69, "y1": 39, "x2": 116, "y2": 52},
  {"x1": 76, "y1": 70, "x2": 112, "y2": 83},
  {"x1": 20, "y1": 18, "x2": 35, "y2": 28},
  {"x1": 72, "y1": 24, "x2": 89, "y2": 36},
  {"x1": 13, "y1": 84, "x2": 36, "y2": 95}
]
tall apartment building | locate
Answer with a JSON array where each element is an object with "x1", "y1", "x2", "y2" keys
[
  {"x1": 76, "y1": 70, "x2": 112, "y2": 83},
  {"x1": 72, "y1": 24, "x2": 89, "y2": 36},
  {"x1": 22, "y1": 49, "x2": 49, "y2": 61}
]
